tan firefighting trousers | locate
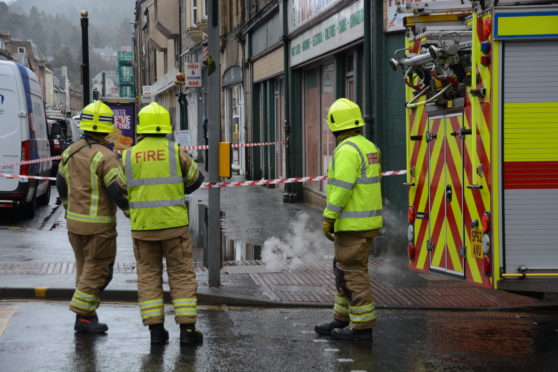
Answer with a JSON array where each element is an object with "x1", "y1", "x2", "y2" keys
[
  {"x1": 68, "y1": 231, "x2": 117, "y2": 316},
  {"x1": 133, "y1": 233, "x2": 197, "y2": 326},
  {"x1": 332, "y1": 230, "x2": 380, "y2": 330}
]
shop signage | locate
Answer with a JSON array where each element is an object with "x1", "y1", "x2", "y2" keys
[
  {"x1": 385, "y1": 0, "x2": 412, "y2": 33},
  {"x1": 152, "y1": 68, "x2": 178, "y2": 96},
  {"x1": 185, "y1": 63, "x2": 202, "y2": 87},
  {"x1": 290, "y1": 0, "x2": 363, "y2": 67},
  {"x1": 288, "y1": 0, "x2": 342, "y2": 32}
]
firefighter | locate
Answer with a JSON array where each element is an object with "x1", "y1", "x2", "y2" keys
[
  {"x1": 315, "y1": 98, "x2": 382, "y2": 341},
  {"x1": 56, "y1": 101, "x2": 129, "y2": 334},
  {"x1": 122, "y1": 102, "x2": 205, "y2": 345}
]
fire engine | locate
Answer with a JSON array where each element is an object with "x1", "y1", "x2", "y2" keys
[{"x1": 392, "y1": 0, "x2": 558, "y2": 292}]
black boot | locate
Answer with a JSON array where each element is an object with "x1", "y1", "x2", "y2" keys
[
  {"x1": 314, "y1": 319, "x2": 349, "y2": 336},
  {"x1": 180, "y1": 324, "x2": 203, "y2": 346},
  {"x1": 74, "y1": 314, "x2": 108, "y2": 334},
  {"x1": 331, "y1": 326, "x2": 373, "y2": 341},
  {"x1": 149, "y1": 324, "x2": 169, "y2": 345}
]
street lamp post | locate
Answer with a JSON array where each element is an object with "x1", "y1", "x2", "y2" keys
[{"x1": 80, "y1": 10, "x2": 90, "y2": 106}]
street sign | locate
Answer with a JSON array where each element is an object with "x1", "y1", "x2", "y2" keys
[{"x1": 185, "y1": 63, "x2": 202, "y2": 87}]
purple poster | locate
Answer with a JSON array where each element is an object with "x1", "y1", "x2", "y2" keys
[{"x1": 105, "y1": 103, "x2": 135, "y2": 150}]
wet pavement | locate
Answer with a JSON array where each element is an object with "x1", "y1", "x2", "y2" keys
[
  {"x1": 0, "y1": 186, "x2": 556, "y2": 310},
  {"x1": 0, "y1": 301, "x2": 557, "y2": 372}
]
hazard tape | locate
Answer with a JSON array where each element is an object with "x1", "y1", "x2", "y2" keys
[
  {"x1": 202, "y1": 170, "x2": 407, "y2": 188},
  {"x1": 0, "y1": 169, "x2": 407, "y2": 186},
  {"x1": 0, "y1": 142, "x2": 285, "y2": 168}
]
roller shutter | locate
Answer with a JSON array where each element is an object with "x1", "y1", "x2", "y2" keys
[{"x1": 503, "y1": 40, "x2": 558, "y2": 273}]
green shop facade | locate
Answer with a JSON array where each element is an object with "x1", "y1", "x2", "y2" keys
[{"x1": 243, "y1": 0, "x2": 407, "y2": 221}]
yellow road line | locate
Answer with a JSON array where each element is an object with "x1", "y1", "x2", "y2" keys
[{"x1": 0, "y1": 306, "x2": 17, "y2": 336}]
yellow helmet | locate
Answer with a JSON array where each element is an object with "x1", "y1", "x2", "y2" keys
[
  {"x1": 80, "y1": 101, "x2": 115, "y2": 133},
  {"x1": 137, "y1": 102, "x2": 172, "y2": 134},
  {"x1": 326, "y1": 98, "x2": 365, "y2": 133}
]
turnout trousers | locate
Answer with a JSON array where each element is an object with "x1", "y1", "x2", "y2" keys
[
  {"x1": 332, "y1": 230, "x2": 379, "y2": 330},
  {"x1": 68, "y1": 231, "x2": 117, "y2": 316},
  {"x1": 133, "y1": 232, "x2": 198, "y2": 326}
]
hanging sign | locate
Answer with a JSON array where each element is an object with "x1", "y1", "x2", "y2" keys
[{"x1": 185, "y1": 63, "x2": 202, "y2": 87}]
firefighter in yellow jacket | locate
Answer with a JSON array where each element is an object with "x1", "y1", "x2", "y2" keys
[
  {"x1": 122, "y1": 102, "x2": 205, "y2": 345},
  {"x1": 315, "y1": 98, "x2": 382, "y2": 341},
  {"x1": 56, "y1": 101, "x2": 129, "y2": 334}
]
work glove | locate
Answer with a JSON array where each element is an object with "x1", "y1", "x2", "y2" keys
[{"x1": 322, "y1": 218, "x2": 335, "y2": 241}]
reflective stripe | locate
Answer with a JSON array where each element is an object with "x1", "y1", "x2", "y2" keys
[
  {"x1": 81, "y1": 113, "x2": 94, "y2": 120},
  {"x1": 327, "y1": 203, "x2": 343, "y2": 214},
  {"x1": 185, "y1": 161, "x2": 197, "y2": 184},
  {"x1": 89, "y1": 152, "x2": 103, "y2": 217},
  {"x1": 67, "y1": 211, "x2": 116, "y2": 223},
  {"x1": 350, "y1": 312, "x2": 377, "y2": 323},
  {"x1": 175, "y1": 310, "x2": 197, "y2": 316},
  {"x1": 71, "y1": 299, "x2": 97, "y2": 311},
  {"x1": 129, "y1": 198, "x2": 185, "y2": 209},
  {"x1": 350, "y1": 304, "x2": 375, "y2": 314},
  {"x1": 172, "y1": 298, "x2": 197, "y2": 306},
  {"x1": 103, "y1": 168, "x2": 120, "y2": 185},
  {"x1": 75, "y1": 289, "x2": 98, "y2": 302},
  {"x1": 328, "y1": 178, "x2": 354, "y2": 190},
  {"x1": 169, "y1": 141, "x2": 178, "y2": 178},
  {"x1": 139, "y1": 299, "x2": 164, "y2": 309},
  {"x1": 355, "y1": 176, "x2": 381, "y2": 185},
  {"x1": 98, "y1": 115, "x2": 114, "y2": 123},
  {"x1": 335, "y1": 295, "x2": 349, "y2": 305},
  {"x1": 141, "y1": 309, "x2": 164, "y2": 319},
  {"x1": 340, "y1": 209, "x2": 382, "y2": 219}
]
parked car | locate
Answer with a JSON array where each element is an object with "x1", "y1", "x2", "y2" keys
[{"x1": 0, "y1": 61, "x2": 52, "y2": 218}]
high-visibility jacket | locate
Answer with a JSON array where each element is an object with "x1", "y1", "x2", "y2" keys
[
  {"x1": 58, "y1": 139, "x2": 126, "y2": 235},
  {"x1": 323, "y1": 135, "x2": 382, "y2": 232},
  {"x1": 123, "y1": 137, "x2": 198, "y2": 231}
]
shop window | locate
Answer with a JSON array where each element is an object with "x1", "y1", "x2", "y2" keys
[
  {"x1": 303, "y1": 63, "x2": 336, "y2": 194},
  {"x1": 192, "y1": 0, "x2": 198, "y2": 25}
]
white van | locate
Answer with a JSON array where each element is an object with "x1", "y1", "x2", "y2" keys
[{"x1": 0, "y1": 61, "x2": 52, "y2": 218}]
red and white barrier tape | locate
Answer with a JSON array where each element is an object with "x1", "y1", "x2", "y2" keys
[
  {"x1": 202, "y1": 170, "x2": 407, "y2": 188},
  {"x1": 0, "y1": 142, "x2": 285, "y2": 168},
  {"x1": 0, "y1": 173, "x2": 56, "y2": 182},
  {"x1": 0, "y1": 155, "x2": 60, "y2": 168},
  {"x1": 0, "y1": 169, "x2": 407, "y2": 185}
]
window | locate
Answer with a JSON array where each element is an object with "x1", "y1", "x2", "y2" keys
[
  {"x1": 345, "y1": 54, "x2": 355, "y2": 100},
  {"x1": 0, "y1": 40, "x2": 4, "y2": 49},
  {"x1": 192, "y1": 0, "x2": 198, "y2": 25},
  {"x1": 18, "y1": 47, "x2": 26, "y2": 54}
]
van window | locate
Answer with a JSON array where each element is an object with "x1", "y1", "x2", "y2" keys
[{"x1": 31, "y1": 100, "x2": 47, "y2": 140}]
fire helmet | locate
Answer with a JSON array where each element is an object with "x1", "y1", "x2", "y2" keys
[
  {"x1": 137, "y1": 102, "x2": 172, "y2": 134},
  {"x1": 326, "y1": 98, "x2": 365, "y2": 133},
  {"x1": 79, "y1": 101, "x2": 114, "y2": 133}
]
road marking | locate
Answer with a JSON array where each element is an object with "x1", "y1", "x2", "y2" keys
[
  {"x1": 313, "y1": 339, "x2": 328, "y2": 343},
  {"x1": 324, "y1": 348, "x2": 339, "y2": 352},
  {"x1": 301, "y1": 331, "x2": 314, "y2": 334},
  {"x1": 0, "y1": 306, "x2": 17, "y2": 336},
  {"x1": 337, "y1": 358, "x2": 354, "y2": 363}
]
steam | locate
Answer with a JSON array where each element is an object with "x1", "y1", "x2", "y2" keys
[{"x1": 261, "y1": 212, "x2": 331, "y2": 272}]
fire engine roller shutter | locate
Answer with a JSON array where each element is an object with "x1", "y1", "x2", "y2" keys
[{"x1": 503, "y1": 40, "x2": 558, "y2": 273}]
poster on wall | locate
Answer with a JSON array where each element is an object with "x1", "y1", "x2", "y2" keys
[
  {"x1": 105, "y1": 102, "x2": 135, "y2": 151},
  {"x1": 385, "y1": 0, "x2": 412, "y2": 33}
]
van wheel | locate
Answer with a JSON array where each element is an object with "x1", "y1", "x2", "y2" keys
[
  {"x1": 21, "y1": 193, "x2": 37, "y2": 219},
  {"x1": 37, "y1": 184, "x2": 52, "y2": 206}
]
